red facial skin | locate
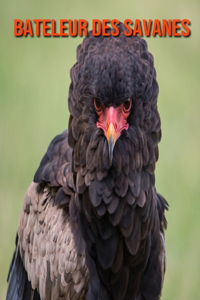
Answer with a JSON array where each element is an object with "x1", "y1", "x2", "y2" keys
[{"x1": 95, "y1": 99, "x2": 131, "y2": 142}]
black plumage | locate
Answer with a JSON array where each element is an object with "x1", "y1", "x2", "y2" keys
[{"x1": 7, "y1": 23, "x2": 168, "y2": 300}]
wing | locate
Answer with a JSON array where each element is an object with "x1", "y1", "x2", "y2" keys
[
  {"x1": 7, "y1": 130, "x2": 89, "y2": 300},
  {"x1": 136, "y1": 192, "x2": 168, "y2": 300}
]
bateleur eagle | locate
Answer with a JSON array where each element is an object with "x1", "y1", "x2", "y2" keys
[{"x1": 6, "y1": 23, "x2": 168, "y2": 300}]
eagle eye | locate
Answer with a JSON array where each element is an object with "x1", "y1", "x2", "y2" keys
[
  {"x1": 123, "y1": 99, "x2": 132, "y2": 112},
  {"x1": 94, "y1": 98, "x2": 102, "y2": 112}
]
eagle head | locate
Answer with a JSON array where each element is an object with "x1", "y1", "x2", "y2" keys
[{"x1": 68, "y1": 23, "x2": 161, "y2": 198}]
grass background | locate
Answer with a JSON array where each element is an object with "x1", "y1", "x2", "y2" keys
[{"x1": 0, "y1": 0, "x2": 200, "y2": 299}]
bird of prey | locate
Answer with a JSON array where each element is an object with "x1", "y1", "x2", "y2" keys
[{"x1": 6, "y1": 23, "x2": 168, "y2": 300}]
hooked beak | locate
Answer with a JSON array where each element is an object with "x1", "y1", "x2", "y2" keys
[
  {"x1": 96, "y1": 105, "x2": 129, "y2": 166},
  {"x1": 107, "y1": 123, "x2": 117, "y2": 165}
]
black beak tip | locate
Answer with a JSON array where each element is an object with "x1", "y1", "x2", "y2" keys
[{"x1": 108, "y1": 136, "x2": 115, "y2": 166}]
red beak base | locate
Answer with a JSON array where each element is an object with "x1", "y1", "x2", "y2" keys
[{"x1": 96, "y1": 105, "x2": 129, "y2": 164}]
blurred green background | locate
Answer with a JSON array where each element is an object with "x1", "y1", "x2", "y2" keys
[{"x1": 0, "y1": 0, "x2": 200, "y2": 299}]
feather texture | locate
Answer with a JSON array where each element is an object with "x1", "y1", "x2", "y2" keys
[{"x1": 7, "y1": 23, "x2": 168, "y2": 300}]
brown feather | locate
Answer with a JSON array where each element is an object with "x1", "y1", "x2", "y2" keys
[{"x1": 17, "y1": 182, "x2": 89, "y2": 300}]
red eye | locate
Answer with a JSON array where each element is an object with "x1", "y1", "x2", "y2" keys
[
  {"x1": 94, "y1": 98, "x2": 102, "y2": 112},
  {"x1": 123, "y1": 99, "x2": 132, "y2": 113}
]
